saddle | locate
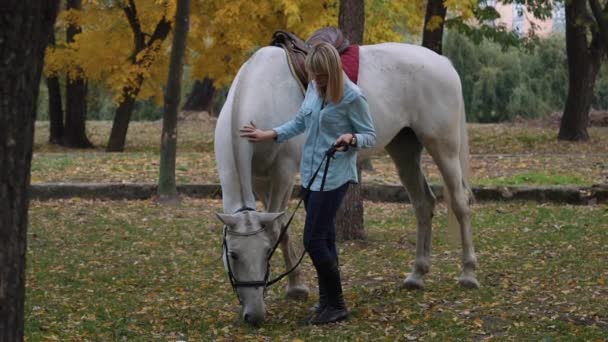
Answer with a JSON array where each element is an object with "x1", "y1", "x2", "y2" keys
[{"x1": 270, "y1": 27, "x2": 357, "y2": 95}]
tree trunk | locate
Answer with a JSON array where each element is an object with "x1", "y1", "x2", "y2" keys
[
  {"x1": 0, "y1": 2, "x2": 59, "y2": 340},
  {"x1": 106, "y1": 3, "x2": 171, "y2": 152},
  {"x1": 106, "y1": 86, "x2": 140, "y2": 152},
  {"x1": 337, "y1": 0, "x2": 366, "y2": 241},
  {"x1": 182, "y1": 77, "x2": 215, "y2": 112},
  {"x1": 339, "y1": 0, "x2": 364, "y2": 44},
  {"x1": 422, "y1": 0, "x2": 448, "y2": 54},
  {"x1": 558, "y1": 0, "x2": 602, "y2": 141},
  {"x1": 64, "y1": 77, "x2": 93, "y2": 147},
  {"x1": 47, "y1": 75, "x2": 64, "y2": 144},
  {"x1": 158, "y1": 0, "x2": 190, "y2": 202},
  {"x1": 64, "y1": 0, "x2": 93, "y2": 148},
  {"x1": 47, "y1": 32, "x2": 64, "y2": 144},
  {"x1": 336, "y1": 163, "x2": 367, "y2": 241}
]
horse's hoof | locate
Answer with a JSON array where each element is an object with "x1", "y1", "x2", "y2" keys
[
  {"x1": 286, "y1": 285, "x2": 309, "y2": 300},
  {"x1": 458, "y1": 275, "x2": 480, "y2": 289},
  {"x1": 402, "y1": 274, "x2": 425, "y2": 290}
]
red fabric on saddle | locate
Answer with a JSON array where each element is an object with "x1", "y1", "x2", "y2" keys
[{"x1": 340, "y1": 44, "x2": 360, "y2": 84}]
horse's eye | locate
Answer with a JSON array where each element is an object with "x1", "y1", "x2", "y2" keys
[{"x1": 229, "y1": 251, "x2": 239, "y2": 260}]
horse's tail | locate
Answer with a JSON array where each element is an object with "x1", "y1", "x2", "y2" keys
[
  {"x1": 446, "y1": 94, "x2": 473, "y2": 246},
  {"x1": 215, "y1": 59, "x2": 258, "y2": 212},
  {"x1": 231, "y1": 59, "x2": 257, "y2": 208},
  {"x1": 458, "y1": 97, "x2": 474, "y2": 204}
]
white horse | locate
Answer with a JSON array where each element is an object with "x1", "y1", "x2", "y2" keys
[{"x1": 215, "y1": 42, "x2": 478, "y2": 325}]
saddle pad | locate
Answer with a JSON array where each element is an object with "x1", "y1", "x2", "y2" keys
[{"x1": 340, "y1": 44, "x2": 360, "y2": 84}]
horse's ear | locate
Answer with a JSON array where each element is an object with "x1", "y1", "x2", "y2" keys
[
  {"x1": 216, "y1": 212, "x2": 239, "y2": 226},
  {"x1": 258, "y1": 211, "x2": 285, "y2": 223}
]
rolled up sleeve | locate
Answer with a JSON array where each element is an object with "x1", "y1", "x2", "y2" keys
[{"x1": 349, "y1": 96, "x2": 376, "y2": 149}]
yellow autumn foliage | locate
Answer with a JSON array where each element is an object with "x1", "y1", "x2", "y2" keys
[
  {"x1": 426, "y1": 15, "x2": 445, "y2": 32},
  {"x1": 445, "y1": 0, "x2": 477, "y2": 20},
  {"x1": 45, "y1": 1, "x2": 174, "y2": 104},
  {"x1": 45, "y1": 0, "x2": 478, "y2": 103}
]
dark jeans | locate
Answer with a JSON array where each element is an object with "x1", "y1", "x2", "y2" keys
[{"x1": 303, "y1": 182, "x2": 350, "y2": 266}]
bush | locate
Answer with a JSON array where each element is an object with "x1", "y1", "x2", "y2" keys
[
  {"x1": 444, "y1": 31, "x2": 608, "y2": 122},
  {"x1": 36, "y1": 33, "x2": 608, "y2": 124}
]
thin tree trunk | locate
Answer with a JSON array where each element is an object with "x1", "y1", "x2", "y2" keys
[
  {"x1": 182, "y1": 77, "x2": 215, "y2": 112},
  {"x1": 558, "y1": 0, "x2": 602, "y2": 141},
  {"x1": 107, "y1": 86, "x2": 140, "y2": 152},
  {"x1": 422, "y1": 0, "x2": 448, "y2": 54},
  {"x1": 47, "y1": 75, "x2": 64, "y2": 144},
  {"x1": 0, "y1": 2, "x2": 59, "y2": 339},
  {"x1": 158, "y1": 0, "x2": 190, "y2": 202},
  {"x1": 64, "y1": 0, "x2": 93, "y2": 148},
  {"x1": 336, "y1": 164, "x2": 367, "y2": 241},
  {"x1": 339, "y1": 0, "x2": 364, "y2": 44},
  {"x1": 106, "y1": 1, "x2": 171, "y2": 152},
  {"x1": 337, "y1": 0, "x2": 366, "y2": 241},
  {"x1": 47, "y1": 31, "x2": 64, "y2": 144},
  {"x1": 64, "y1": 77, "x2": 93, "y2": 147}
]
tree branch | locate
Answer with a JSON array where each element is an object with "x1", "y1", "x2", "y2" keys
[
  {"x1": 588, "y1": 0, "x2": 608, "y2": 48},
  {"x1": 122, "y1": 0, "x2": 145, "y2": 58},
  {"x1": 146, "y1": 15, "x2": 172, "y2": 48}
]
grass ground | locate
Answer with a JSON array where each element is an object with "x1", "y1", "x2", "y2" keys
[
  {"x1": 27, "y1": 119, "x2": 608, "y2": 340},
  {"x1": 26, "y1": 198, "x2": 608, "y2": 341},
  {"x1": 32, "y1": 120, "x2": 608, "y2": 186}
]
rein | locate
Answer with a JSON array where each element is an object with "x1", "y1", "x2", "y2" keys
[{"x1": 223, "y1": 143, "x2": 347, "y2": 303}]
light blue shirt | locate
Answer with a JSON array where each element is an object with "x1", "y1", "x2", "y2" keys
[{"x1": 273, "y1": 78, "x2": 376, "y2": 191}]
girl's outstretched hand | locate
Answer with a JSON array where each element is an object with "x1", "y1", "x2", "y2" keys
[{"x1": 239, "y1": 121, "x2": 277, "y2": 142}]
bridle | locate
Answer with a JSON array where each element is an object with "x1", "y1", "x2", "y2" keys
[
  {"x1": 222, "y1": 143, "x2": 347, "y2": 304},
  {"x1": 222, "y1": 206, "x2": 306, "y2": 303}
]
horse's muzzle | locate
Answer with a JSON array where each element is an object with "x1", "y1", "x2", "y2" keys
[{"x1": 242, "y1": 306, "x2": 265, "y2": 326}]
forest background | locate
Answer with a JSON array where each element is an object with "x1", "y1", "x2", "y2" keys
[{"x1": 40, "y1": 0, "x2": 608, "y2": 127}]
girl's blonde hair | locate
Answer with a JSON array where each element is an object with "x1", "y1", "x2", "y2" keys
[{"x1": 305, "y1": 42, "x2": 344, "y2": 103}]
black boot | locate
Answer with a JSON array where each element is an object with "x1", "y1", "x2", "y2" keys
[
  {"x1": 309, "y1": 259, "x2": 348, "y2": 325},
  {"x1": 309, "y1": 270, "x2": 328, "y2": 314}
]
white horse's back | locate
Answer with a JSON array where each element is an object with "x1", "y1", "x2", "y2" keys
[
  {"x1": 216, "y1": 43, "x2": 467, "y2": 209},
  {"x1": 357, "y1": 43, "x2": 464, "y2": 156}
]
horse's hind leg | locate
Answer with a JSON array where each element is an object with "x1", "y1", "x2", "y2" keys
[
  {"x1": 386, "y1": 128, "x2": 436, "y2": 290},
  {"x1": 424, "y1": 137, "x2": 479, "y2": 289}
]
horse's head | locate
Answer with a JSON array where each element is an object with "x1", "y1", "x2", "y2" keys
[{"x1": 216, "y1": 209, "x2": 284, "y2": 325}]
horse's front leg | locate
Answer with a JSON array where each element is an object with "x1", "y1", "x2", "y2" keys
[{"x1": 265, "y1": 167, "x2": 309, "y2": 300}]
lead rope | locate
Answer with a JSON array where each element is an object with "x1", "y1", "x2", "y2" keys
[
  {"x1": 265, "y1": 142, "x2": 347, "y2": 286},
  {"x1": 222, "y1": 143, "x2": 347, "y2": 296}
]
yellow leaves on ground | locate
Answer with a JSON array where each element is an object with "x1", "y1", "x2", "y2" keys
[
  {"x1": 26, "y1": 198, "x2": 608, "y2": 339},
  {"x1": 31, "y1": 120, "x2": 608, "y2": 186}
]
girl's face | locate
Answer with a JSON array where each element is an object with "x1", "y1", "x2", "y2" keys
[{"x1": 314, "y1": 72, "x2": 328, "y2": 88}]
